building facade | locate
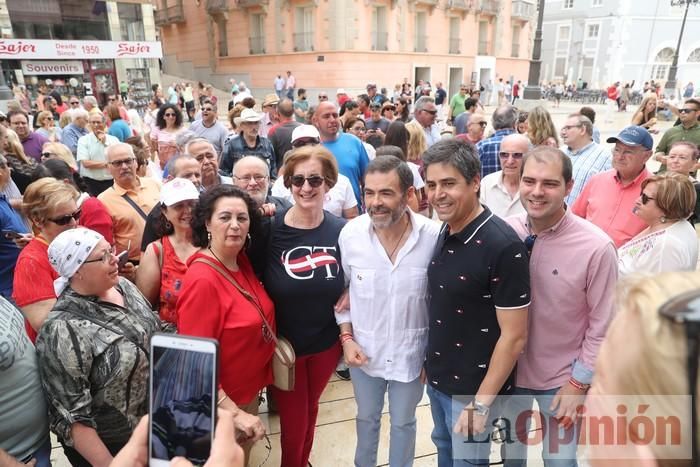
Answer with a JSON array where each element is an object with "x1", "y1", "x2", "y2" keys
[
  {"x1": 154, "y1": 0, "x2": 536, "y2": 98},
  {"x1": 540, "y1": 0, "x2": 700, "y2": 92},
  {"x1": 0, "y1": 0, "x2": 161, "y2": 110}
]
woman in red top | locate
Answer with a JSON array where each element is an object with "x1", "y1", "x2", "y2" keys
[
  {"x1": 13, "y1": 177, "x2": 80, "y2": 341},
  {"x1": 31, "y1": 159, "x2": 114, "y2": 243},
  {"x1": 136, "y1": 178, "x2": 199, "y2": 326},
  {"x1": 176, "y1": 184, "x2": 269, "y2": 461}
]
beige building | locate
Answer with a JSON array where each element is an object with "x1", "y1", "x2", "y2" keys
[{"x1": 155, "y1": 0, "x2": 536, "y2": 99}]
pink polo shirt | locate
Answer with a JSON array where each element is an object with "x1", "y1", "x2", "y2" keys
[
  {"x1": 571, "y1": 168, "x2": 650, "y2": 247},
  {"x1": 507, "y1": 210, "x2": 617, "y2": 389}
]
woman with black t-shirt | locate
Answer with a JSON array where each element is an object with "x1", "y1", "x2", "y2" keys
[{"x1": 263, "y1": 145, "x2": 346, "y2": 467}]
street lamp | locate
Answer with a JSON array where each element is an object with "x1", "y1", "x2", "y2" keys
[
  {"x1": 522, "y1": 0, "x2": 546, "y2": 100},
  {"x1": 665, "y1": 0, "x2": 699, "y2": 98}
]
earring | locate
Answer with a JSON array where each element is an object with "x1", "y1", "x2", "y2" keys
[
  {"x1": 207, "y1": 231, "x2": 212, "y2": 246},
  {"x1": 165, "y1": 220, "x2": 172, "y2": 230},
  {"x1": 660, "y1": 216, "x2": 667, "y2": 224}
]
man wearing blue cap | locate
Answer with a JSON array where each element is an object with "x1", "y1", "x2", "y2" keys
[{"x1": 572, "y1": 125, "x2": 653, "y2": 247}]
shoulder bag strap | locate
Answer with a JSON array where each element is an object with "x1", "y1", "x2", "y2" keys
[
  {"x1": 57, "y1": 308, "x2": 149, "y2": 356},
  {"x1": 121, "y1": 193, "x2": 148, "y2": 221},
  {"x1": 192, "y1": 257, "x2": 279, "y2": 346}
]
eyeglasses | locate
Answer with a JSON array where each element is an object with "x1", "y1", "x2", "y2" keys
[
  {"x1": 41, "y1": 152, "x2": 57, "y2": 159},
  {"x1": 290, "y1": 175, "x2": 324, "y2": 188},
  {"x1": 70, "y1": 101, "x2": 80, "y2": 106},
  {"x1": 641, "y1": 192, "x2": 655, "y2": 204},
  {"x1": 499, "y1": 152, "x2": 524, "y2": 160},
  {"x1": 48, "y1": 209, "x2": 81, "y2": 226},
  {"x1": 83, "y1": 246, "x2": 117, "y2": 265},
  {"x1": 234, "y1": 174, "x2": 267, "y2": 184},
  {"x1": 292, "y1": 138, "x2": 320, "y2": 148},
  {"x1": 471, "y1": 121, "x2": 488, "y2": 127},
  {"x1": 89, "y1": 120, "x2": 104, "y2": 126},
  {"x1": 679, "y1": 108, "x2": 698, "y2": 114},
  {"x1": 319, "y1": 95, "x2": 328, "y2": 100},
  {"x1": 351, "y1": 126, "x2": 366, "y2": 132},
  {"x1": 524, "y1": 234, "x2": 537, "y2": 256},
  {"x1": 109, "y1": 158, "x2": 136, "y2": 167},
  {"x1": 45, "y1": 117, "x2": 54, "y2": 121},
  {"x1": 561, "y1": 124, "x2": 582, "y2": 131},
  {"x1": 421, "y1": 109, "x2": 438, "y2": 115}
]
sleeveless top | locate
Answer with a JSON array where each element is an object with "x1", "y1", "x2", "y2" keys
[{"x1": 153, "y1": 235, "x2": 191, "y2": 325}]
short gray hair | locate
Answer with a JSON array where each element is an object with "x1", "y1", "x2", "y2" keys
[
  {"x1": 175, "y1": 130, "x2": 197, "y2": 150},
  {"x1": 105, "y1": 142, "x2": 135, "y2": 160},
  {"x1": 569, "y1": 113, "x2": 593, "y2": 137},
  {"x1": 83, "y1": 96, "x2": 97, "y2": 107},
  {"x1": 366, "y1": 155, "x2": 414, "y2": 195},
  {"x1": 184, "y1": 137, "x2": 214, "y2": 156},
  {"x1": 165, "y1": 153, "x2": 198, "y2": 177},
  {"x1": 414, "y1": 96, "x2": 435, "y2": 112},
  {"x1": 422, "y1": 139, "x2": 481, "y2": 184},
  {"x1": 492, "y1": 105, "x2": 518, "y2": 131},
  {"x1": 72, "y1": 108, "x2": 89, "y2": 122}
]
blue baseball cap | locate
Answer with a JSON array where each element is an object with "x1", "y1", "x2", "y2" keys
[{"x1": 606, "y1": 126, "x2": 653, "y2": 150}]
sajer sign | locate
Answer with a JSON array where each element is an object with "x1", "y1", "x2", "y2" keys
[
  {"x1": 21, "y1": 60, "x2": 84, "y2": 75},
  {"x1": 0, "y1": 39, "x2": 163, "y2": 59}
]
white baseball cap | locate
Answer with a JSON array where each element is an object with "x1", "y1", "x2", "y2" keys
[
  {"x1": 291, "y1": 125, "x2": 321, "y2": 144},
  {"x1": 160, "y1": 178, "x2": 200, "y2": 206}
]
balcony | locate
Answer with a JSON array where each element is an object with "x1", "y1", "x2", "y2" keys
[
  {"x1": 238, "y1": 0, "x2": 270, "y2": 8},
  {"x1": 207, "y1": 0, "x2": 230, "y2": 16},
  {"x1": 371, "y1": 31, "x2": 389, "y2": 51},
  {"x1": 249, "y1": 36, "x2": 265, "y2": 54},
  {"x1": 511, "y1": 0, "x2": 535, "y2": 21},
  {"x1": 408, "y1": 0, "x2": 438, "y2": 12},
  {"x1": 478, "y1": 40, "x2": 490, "y2": 55},
  {"x1": 154, "y1": 2, "x2": 185, "y2": 27},
  {"x1": 447, "y1": 0, "x2": 474, "y2": 13},
  {"x1": 293, "y1": 32, "x2": 314, "y2": 52},
  {"x1": 449, "y1": 37, "x2": 461, "y2": 54},
  {"x1": 478, "y1": 0, "x2": 500, "y2": 15}
]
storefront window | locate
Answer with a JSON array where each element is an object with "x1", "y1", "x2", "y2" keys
[
  {"x1": 8, "y1": 0, "x2": 110, "y2": 41},
  {"x1": 118, "y1": 3, "x2": 146, "y2": 41}
]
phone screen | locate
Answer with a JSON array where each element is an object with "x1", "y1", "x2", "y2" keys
[{"x1": 150, "y1": 342, "x2": 216, "y2": 464}]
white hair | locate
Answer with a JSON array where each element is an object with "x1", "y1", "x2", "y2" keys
[
  {"x1": 72, "y1": 108, "x2": 89, "y2": 122},
  {"x1": 105, "y1": 142, "x2": 135, "y2": 160}
]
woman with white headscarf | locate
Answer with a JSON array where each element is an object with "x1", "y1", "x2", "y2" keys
[{"x1": 35, "y1": 227, "x2": 162, "y2": 467}]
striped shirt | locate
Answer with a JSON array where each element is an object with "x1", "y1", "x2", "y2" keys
[
  {"x1": 563, "y1": 141, "x2": 613, "y2": 205},
  {"x1": 477, "y1": 129, "x2": 516, "y2": 177}
]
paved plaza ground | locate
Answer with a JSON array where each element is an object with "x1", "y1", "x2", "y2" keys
[{"x1": 48, "y1": 97, "x2": 673, "y2": 467}]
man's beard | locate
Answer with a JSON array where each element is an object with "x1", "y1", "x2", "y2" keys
[{"x1": 368, "y1": 199, "x2": 408, "y2": 229}]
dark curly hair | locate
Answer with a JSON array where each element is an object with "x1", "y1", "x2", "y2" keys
[
  {"x1": 191, "y1": 185, "x2": 261, "y2": 248},
  {"x1": 156, "y1": 103, "x2": 183, "y2": 129}
]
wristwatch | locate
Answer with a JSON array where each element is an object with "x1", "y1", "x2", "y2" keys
[{"x1": 472, "y1": 399, "x2": 490, "y2": 417}]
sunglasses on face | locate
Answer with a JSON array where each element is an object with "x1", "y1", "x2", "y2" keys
[
  {"x1": 83, "y1": 246, "x2": 117, "y2": 265},
  {"x1": 292, "y1": 138, "x2": 320, "y2": 148},
  {"x1": 422, "y1": 109, "x2": 438, "y2": 115},
  {"x1": 164, "y1": 113, "x2": 177, "y2": 117},
  {"x1": 70, "y1": 101, "x2": 80, "y2": 106},
  {"x1": 48, "y1": 209, "x2": 81, "y2": 225},
  {"x1": 679, "y1": 108, "x2": 697, "y2": 114},
  {"x1": 499, "y1": 152, "x2": 524, "y2": 160},
  {"x1": 290, "y1": 174, "x2": 324, "y2": 188},
  {"x1": 641, "y1": 192, "x2": 655, "y2": 204}
]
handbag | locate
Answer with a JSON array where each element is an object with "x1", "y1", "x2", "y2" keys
[{"x1": 192, "y1": 258, "x2": 296, "y2": 391}]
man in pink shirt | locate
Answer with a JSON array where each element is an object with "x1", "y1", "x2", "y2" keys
[
  {"x1": 505, "y1": 146, "x2": 617, "y2": 465},
  {"x1": 571, "y1": 126, "x2": 653, "y2": 247}
]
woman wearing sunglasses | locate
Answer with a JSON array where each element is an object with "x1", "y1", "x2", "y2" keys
[
  {"x1": 150, "y1": 103, "x2": 186, "y2": 171},
  {"x1": 35, "y1": 110, "x2": 62, "y2": 143},
  {"x1": 263, "y1": 145, "x2": 346, "y2": 467},
  {"x1": 36, "y1": 227, "x2": 161, "y2": 467},
  {"x1": 618, "y1": 172, "x2": 698, "y2": 276},
  {"x1": 13, "y1": 178, "x2": 80, "y2": 343}
]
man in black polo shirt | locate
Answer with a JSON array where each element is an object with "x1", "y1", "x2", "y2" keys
[{"x1": 423, "y1": 139, "x2": 530, "y2": 466}]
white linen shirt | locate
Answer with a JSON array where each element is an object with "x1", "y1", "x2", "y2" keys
[
  {"x1": 479, "y1": 170, "x2": 526, "y2": 218},
  {"x1": 337, "y1": 210, "x2": 441, "y2": 382}
]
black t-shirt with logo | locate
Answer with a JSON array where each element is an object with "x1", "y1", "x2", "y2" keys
[{"x1": 263, "y1": 209, "x2": 346, "y2": 356}]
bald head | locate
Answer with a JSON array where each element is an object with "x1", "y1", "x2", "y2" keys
[
  {"x1": 500, "y1": 133, "x2": 531, "y2": 154},
  {"x1": 312, "y1": 102, "x2": 340, "y2": 141}
]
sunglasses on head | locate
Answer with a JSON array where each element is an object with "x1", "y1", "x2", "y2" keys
[
  {"x1": 49, "y1": 209, "x2": 81, "y2": 225},
  {"x1": 641, "y1": 192, "x2": 655, "y2": 204},
  {"x1": 290, "y1": 175, "x2": 324, "y2": 188}
]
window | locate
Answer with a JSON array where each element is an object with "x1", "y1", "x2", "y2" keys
[
  {"x1": 294, "y1": 7, "x2": 314, "y2": 51},
  {"x1": 511, "y1": 25, "x2": 520, "y2": 58},
  {"x1": 563, "y1": 0, "x2": 574, "y2": 8},
  {"x1": 249, "y1": 13, "x2": 265, "y2": 54},
  {"x1": 554, "y1": 57, "x2": 567, "y2": 76},
  {"x1": 449, "y1": 17, "x2": 460, "y2": 54},
  {"x1": 414, "y1": 11, "x2": 427, "y2": 52},
  {"x1": 118, "y1": 4, "x2": 145, "y2": 41},
  {"x1": 372, "y1": 6, "x2": 388, "y2": 51},
  {"x1": 592, "y1": 0, "x2": 602, "y2": 5},
  {"x1": 478, "y1": 20, "x2": 489, "y2": 55},
  {"x1": 587, "y1": 24, "x2": 599, "y2": 38},
  {"x1": 216, "y1": 16, "x2": 228, "y2": 56},
  {"x1": 688, "y1": 48, "x2": 700, "y2": 62},
  {"x1": 650, "y1": 47, "x2": 674, "y2": 80},
  {"x1": 556, "y1": 25, "x2": 570, "y2": 54}
]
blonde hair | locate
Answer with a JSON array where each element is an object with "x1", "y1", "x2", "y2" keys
[
  {"x1": 406, "y1": 122, "x2": 427, "y2": 162},
  {"x1": 633, "y1": 94, "x2": 657, "y2": 123},
  {"x1": 599, "y1": 272, "x2": 700, "y2": 464},
  {"x1": 527, "y1": 106, "x2": 560, "y2": 147},
  {"x1": 42, "y1": 142, "x2": 78, "y2": 170},
  {"x1": 58, "y1": 111, "x2": 73, "y2": 129},
  {"x1": 5, "y1": 128, "x2": 30, "y2": 164},
  {"x1": 641, "y1": 172, "x2": 696, "y2": 221},
  {"x1": 22, "y1": 177, "x2": 79, "y2": 225},
  {"x1": 36, "y1": 110, "x2": 54, "y2": 128}
]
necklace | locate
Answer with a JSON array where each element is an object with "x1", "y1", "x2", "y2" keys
[
  {"x1": 207, "y1": 247, "x2": 238, "y2": 272},
  {"x1": 382, "y1": 213, "x2": 410, "y2": 262}
]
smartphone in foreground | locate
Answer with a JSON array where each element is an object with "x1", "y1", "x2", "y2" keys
[
  {"x1": 1, "y1": 230, "x2": 22, "y2": 240},
  {"x1": 149, "y1": 334, "x2": 218, "y2": 466}
]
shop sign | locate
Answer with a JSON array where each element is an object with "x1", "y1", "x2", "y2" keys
[
  {"x1": 21, "y1": 60, "x2": 84, "y2": 75},
  {"x1": 0, "y1": 40, "x2": 163, "y2": 59}
]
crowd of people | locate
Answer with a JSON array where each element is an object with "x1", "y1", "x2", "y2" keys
[{"x1": 0, "y1": 75, "x2": 700, "y2": 467}]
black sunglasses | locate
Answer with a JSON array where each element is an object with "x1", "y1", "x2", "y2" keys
[
  {"x1": 524, "y1": 234, "x2": 537, "y2": 256},
  {"x1": 679, "y1": 108, "x2": 697, "y2": 114},
  {"x1": 499, "y1": 152, "x2": 524, "y2": 160},
  {"x1": 422, "y1": 109, "x2": 438, "y2": 115},
  {"x1": 641, "y1": 193, "x2": 655, "y2": 204},
  {"x1": 290, "y1": 175, "x2": 324, "y2": 188},
  {"x1": 48, "y1": 209, "x2": 81, "y2": 225},
  {"x1": 291, "y1": 138, "x2": 320, "y2": 148}
]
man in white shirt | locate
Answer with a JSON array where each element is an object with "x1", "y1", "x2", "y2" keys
[
  {"x1": 480, "y1": 133, "x2": 529, "y2": 218},
  {"x1": 337, "y1": 155, "x2": 440, "y2": 467},
  {"x1": 407, "y1": 96, "x2": 441, "y2": 148}
]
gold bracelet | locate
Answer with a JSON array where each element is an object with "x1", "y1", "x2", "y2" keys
[{"x1": 217, "y1": 394, "x2": 229, "y2": 406}]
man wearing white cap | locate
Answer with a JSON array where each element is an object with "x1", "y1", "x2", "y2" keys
[{"x1": 220, "y1": 108, "x2": 277, "y2": 177}]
